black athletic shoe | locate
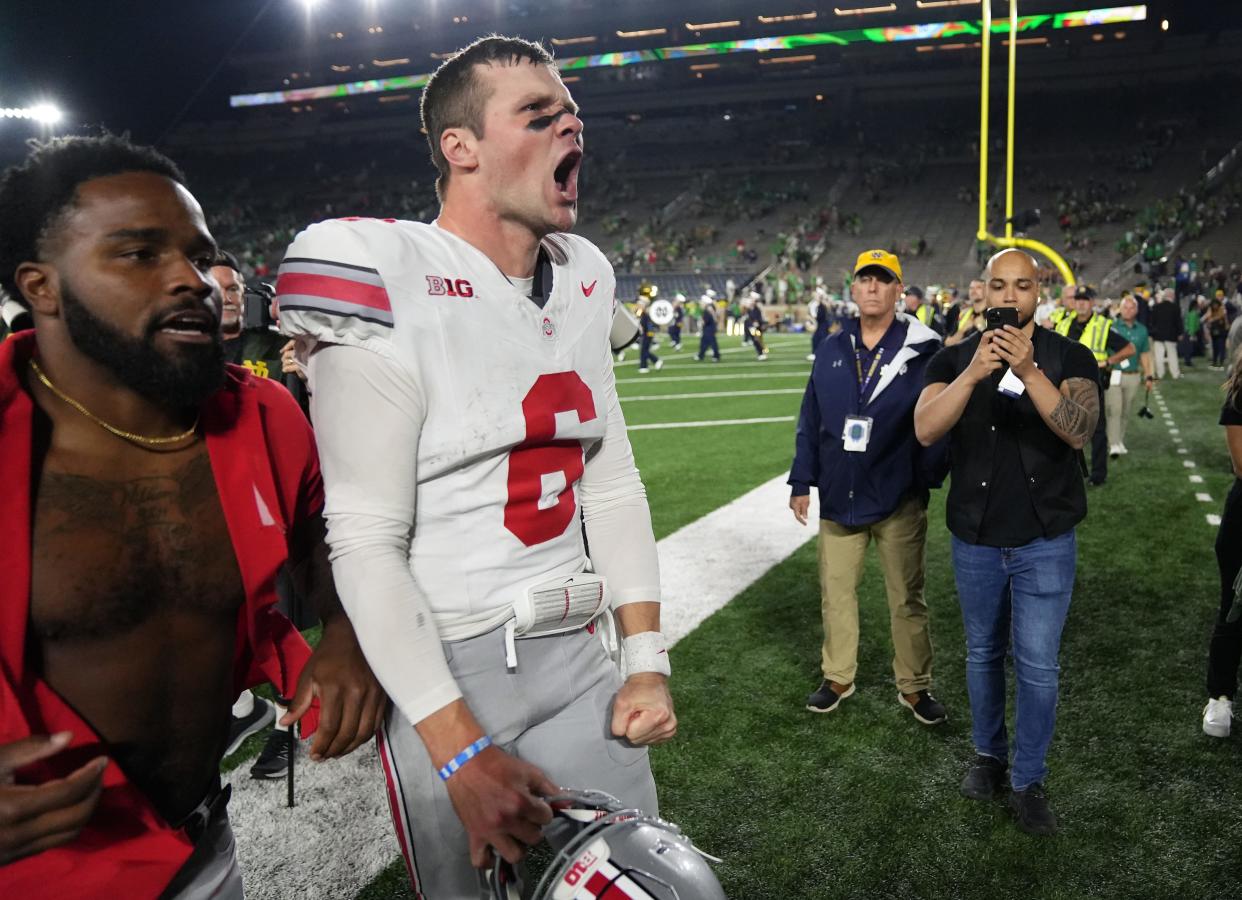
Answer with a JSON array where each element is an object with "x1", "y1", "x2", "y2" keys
[
  {"x1": 250, "y1": 729, "x2": 293, "y2": 780},
  {"x1": 226, "y1": 698, "x2": 275, "y2": 757},
  {"x1": 806, "y1": 680, "x2": 855, "y2": 713},
  {"x1": 1009, "y1": 783, "x2": 1059, "y2": 835},
  {"x1": 959, "y1": 755, "x2": 1008, "y2": 801},
  {"x1": 898, "y1": 690, "x2": 947, "y2": 726}
]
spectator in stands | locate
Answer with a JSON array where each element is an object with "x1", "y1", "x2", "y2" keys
[
  {"x1": 1106, "y1": 296, "x2": 1154, "y2": 458},
  {"x1": 0, "y1": 134, "x2": 383, "y2": 893},
  {"x1": 1054, "y1": 286, "x2": 1134, "y2": 486},
  {"x1": 945, "y1": 279, "x2": 986, "y2": 346},
  {"x1": 696, "y1": 295, "x2": 720, "y2": 362},
  {"x1": 1148, "y1": 288, "x2": 1183, "y2": 379},
  {"x1": 1201, "y1": 354, "x2": 1242, "y2": 739},
  {"x1": 915, "y1": 249, "x2": 1100, "y2": 837},
  {"x1": 789, "y1": 249, "x2": 948, "y2": 726}
]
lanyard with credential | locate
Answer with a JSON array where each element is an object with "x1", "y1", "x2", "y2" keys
[{"x1": 855, "y1": 346, "x2": 885, "y2": 402}]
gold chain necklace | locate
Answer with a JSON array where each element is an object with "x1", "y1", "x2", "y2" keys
[{"x1": 28, "y1": 359, "x2": 199, "y2": 449}]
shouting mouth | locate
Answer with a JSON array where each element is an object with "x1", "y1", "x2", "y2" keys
[{"x1": 553, "y1": 148, "x2": 582, "y2": 203}]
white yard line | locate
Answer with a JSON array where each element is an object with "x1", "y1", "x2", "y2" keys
[
  {"x1": 628, "y1": 416, "x2": 796, "y2": 431},
  {"x1": 1196, "y1": 493, "x2": 1214, "y2": 502},
  {"x1": 231, "y1": 473, "x2": 815, "y2": 898},
  {"x1": 621, "y1": 388, "x2": 805, "y2": 403},
  {"x1": 620, "y1": 360, "x2": 806, "y2": 373},
  {"x1": 647, "y1": 473, "x2": 818, "y2": 644},
  {"x1": 1208, "y1": 514, "x2": 1223, "y2": 526}
]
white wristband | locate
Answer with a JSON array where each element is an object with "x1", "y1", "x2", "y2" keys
[{"x1": 622, "y1": 631, "x2": 671, "y2": 677}]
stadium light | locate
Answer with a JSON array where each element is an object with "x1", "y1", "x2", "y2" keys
[
  {"x1": 30, "y1": 104, "x2": 62, "y2": 124},
  {"x1": 0, "y1": 103, "x2": 64, "y2": 124}
]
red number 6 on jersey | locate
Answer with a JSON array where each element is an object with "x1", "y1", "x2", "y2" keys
[{"x1": 505, "y1": 372, "x2": 597, "y2": 547}]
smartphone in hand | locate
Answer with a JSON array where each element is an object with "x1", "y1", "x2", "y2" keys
[{"x1": 984, "y1": 306, "x2": 1019, "y2": 331}]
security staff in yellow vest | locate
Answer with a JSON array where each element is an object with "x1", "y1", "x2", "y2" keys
[
  {"x1": 903, "y1": 285, "x2": 943, "y2": 336},
  {"x1": 945, "y1": 279, "x2": 986, "y2": 347},
  {"x1": 1054, "y1": 286, "x2": 1134, "y2": 485}
]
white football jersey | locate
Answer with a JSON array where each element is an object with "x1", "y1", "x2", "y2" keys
[{"x1": 277, "y1": 218, "x2": 647, "y2": 643}]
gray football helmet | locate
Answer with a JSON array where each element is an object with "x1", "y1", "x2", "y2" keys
[{"x1": 489, "y1": 789, "x2": 727, "y2": 899}]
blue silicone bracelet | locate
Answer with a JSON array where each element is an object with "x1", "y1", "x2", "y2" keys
[{"x1": 437, "y1": 735, "x2": 492, "y2": 781}]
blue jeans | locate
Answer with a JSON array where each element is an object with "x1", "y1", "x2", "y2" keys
[{"x1": 951, "y1": 530, "x2": 1076, "y2": 790}]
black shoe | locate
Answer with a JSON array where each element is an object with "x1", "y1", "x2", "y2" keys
[
  {"x1": 1009, "y1": 783, "x2": 1059, "y2": 835},
  {"x1": 250, "y1": 728, "x2": 294, "y2": 780},
  {"x1": 226, "y1": 698, "x2": 276, "y2": 756},
  {"x1": 959, "y1": 755, "x2": 1007, "y2": 801},
  {"x1": 806, "y1": 680, "x2": 855, "y2": 713},
  {"x1": 1088, "y1": 477, "x2": 1106, "y2": 487},
  {"x1": 899, "y1": 690, "x2": 947, "y2": 726}
]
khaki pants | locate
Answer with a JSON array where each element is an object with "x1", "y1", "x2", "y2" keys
[
  {"x1": 1153, "y1": 340, "x2": 1180, "y2": 379},
  {"x1": 1106, "y1": 371, "x2": 1142, "y2": 448},
  {"x1": 817, "y1": 494, "x2": 934, "y2": 693}
]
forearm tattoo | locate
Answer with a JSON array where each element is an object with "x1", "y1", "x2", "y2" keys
[{"x1": 1049, "y1": 377, "x2": 1099, "y2": 445}]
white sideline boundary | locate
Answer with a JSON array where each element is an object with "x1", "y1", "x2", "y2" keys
[
  {"x1": 230, "y1": 473, "x2": 816, "y2": 899},
  {"x1": 616, "y1": 371, "x2": 809, "y2": 385},
  {"x1": 628, "y1": 416, "x2": 796, "y2": 431},
  {"x1": 621, "y1": 388, "x2": 804, "y2": 403}
]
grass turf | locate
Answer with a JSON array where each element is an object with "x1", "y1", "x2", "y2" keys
[{"x1": 279, "y1": 339, "x2": 1242, "y2": 898}]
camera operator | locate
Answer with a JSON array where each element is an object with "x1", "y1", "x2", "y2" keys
[
  {"x1": 914, "y1": 249, "x2": 1100, "y2": 837},
  {"x1": 1053, "y1": 286, "x2": 1134, "y2": 485},
  {"x1": 212, "y1": 251, "x2": 308, "y2": 412}
]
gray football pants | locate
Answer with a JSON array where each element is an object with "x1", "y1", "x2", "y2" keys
[
  {"x1": 377, "y1": 625, "x2": 659, "y2": 900},
  {"x1": 160, "y1": 788, "x2": 245, "y2": 899}
]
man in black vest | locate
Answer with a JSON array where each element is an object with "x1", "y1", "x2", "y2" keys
[{"x1": 914, "y1": 249, "x2": 1099, "y2": 837}]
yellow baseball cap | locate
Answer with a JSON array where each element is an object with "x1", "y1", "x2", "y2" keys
[{"x1": 853, "y1": 249, "x2": 903, "y2": 281}]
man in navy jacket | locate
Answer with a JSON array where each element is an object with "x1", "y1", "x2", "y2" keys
[{"x1": 789, "y1": 249, "x2": 949, "y2": 725}]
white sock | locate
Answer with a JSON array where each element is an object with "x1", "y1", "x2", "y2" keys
[{"x1": 232, "y1": 690, "x2": 255, "y2": 718}]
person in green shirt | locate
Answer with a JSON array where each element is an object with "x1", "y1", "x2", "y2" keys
[
  {"x1": 1182, "y1": 299, "x2": 1205, "y2": 368},
  {"x1": 1107, "y1": 295, "x2": 1154, "y2": 457}
]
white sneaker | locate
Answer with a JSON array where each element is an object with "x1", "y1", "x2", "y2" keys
[
  {"x1": 1109, "y1": 444, "x2": 1121, "y2": 459},
  {"x1": 1118, "y1": 444, "x2": 1128, "y2": 455},
  {"x1": 1203, "y1": 696, "x2": 1233, "y2": 737},
  {"x1": 638, "y1": 367, "x2": 649, "y2": 374},
  {"x1": 654, "y1": 359, "x2": 664, "y2": 371},
  {"x1": 757, "y1": 353, "x2": 768, "y2": 361},
  {"x1": 616, "y1": 351, "x2": 626, "y2": 362},
  {"x1": 806, "y1": 353, "x2": 816, "y2": 361}
]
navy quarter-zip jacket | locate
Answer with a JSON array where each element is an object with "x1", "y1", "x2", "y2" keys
[{"x1": 789, "y1": 313, "x2": 949, "y2": 526}]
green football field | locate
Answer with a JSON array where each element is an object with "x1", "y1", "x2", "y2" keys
[{"x1": 236, "y1": 331, "x2": 1242, "y2": 899}]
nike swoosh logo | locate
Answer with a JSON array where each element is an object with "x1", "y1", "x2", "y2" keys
[{"x1": 581, "y1": 280, "x2": 597, "y2": 298}]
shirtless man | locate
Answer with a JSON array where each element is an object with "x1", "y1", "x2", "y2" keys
[{"x1": 0, "y1": 135, "x2": 384, "y2": 897}]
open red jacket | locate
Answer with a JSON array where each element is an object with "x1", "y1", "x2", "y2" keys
[{"x1": 0, "y1": 332, "x2": 321, "y2": 898}]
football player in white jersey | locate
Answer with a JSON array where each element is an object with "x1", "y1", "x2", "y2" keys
[{"x1": 276, "y1": 36, "x2": 676, "y2": 898}]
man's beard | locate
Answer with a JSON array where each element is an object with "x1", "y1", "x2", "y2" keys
[{"x1": 60, "y1": 284, "x2": 225, "y2": 412}]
